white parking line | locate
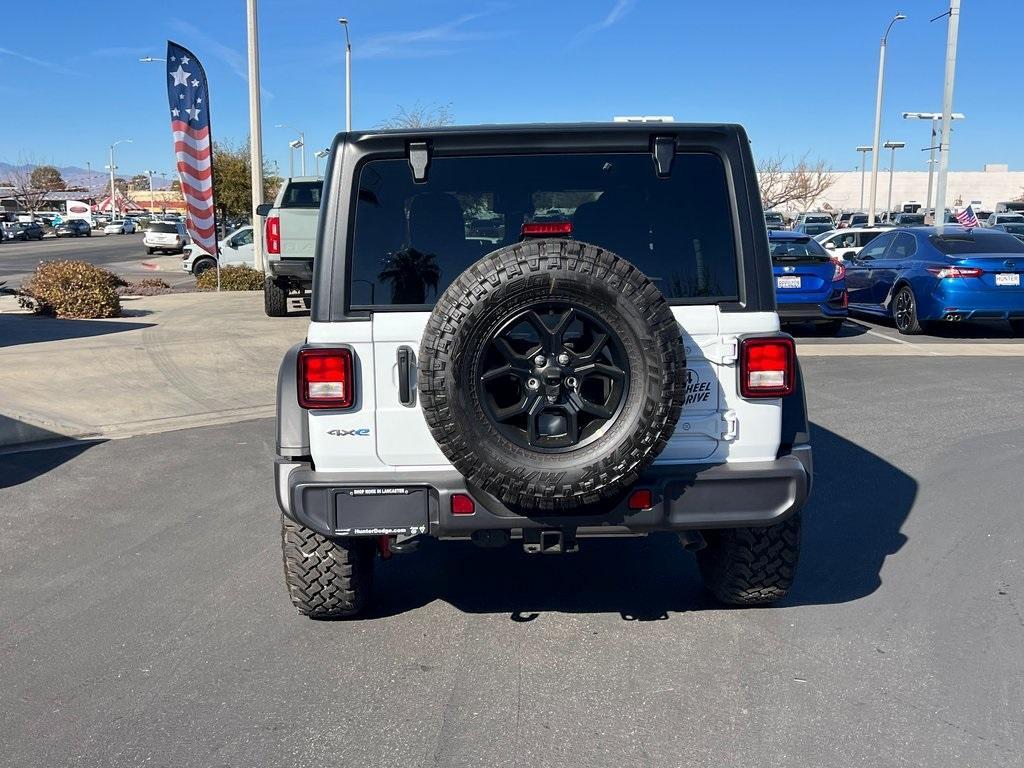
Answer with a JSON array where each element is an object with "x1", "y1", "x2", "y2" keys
[
  {"x1": 798, "y1": 342, "x2": 1024, "y2": 357},
  {"x1": 862, "y1": 328, "x2": 943, "y2": 356}
]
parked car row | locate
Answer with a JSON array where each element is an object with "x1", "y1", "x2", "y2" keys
[{"x1": 770, "y1": 225, "x2": 1024, "y2": 337}]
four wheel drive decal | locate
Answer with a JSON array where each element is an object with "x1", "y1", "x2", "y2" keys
[
  {"x1": 327, "y1": 428, "x2": 371, "y2": 437},
  {"x1": 684, "y1": 369, "x2": 713, "y2": 405}
]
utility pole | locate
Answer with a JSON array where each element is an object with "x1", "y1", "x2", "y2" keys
[
  {"x1": 856, "y1": 145, "x2": 872, "y2": 210},
  {"x1": 933, "y1": 0, "x2": 961, "y2": 227},
  {"x1": 246, "y1": 0, "x2": 266, "y2": 273},
  {"x1": 902, "y1": 111, "x2": 964, "y2": 221},
  {"x1": 883, "y1": 141, "x2": 906, "y2": 219},
  {"x1": 108, "y1": 138, "x2": 132, "y2": 220},
  {"x1": 339, "y1": 18, "x2": 352, "y2": 131},
  {"x1": 868, "y1": 12, "x2": 906, "y2": 226},
  {"x1": 144, "y1": 170, "x2": 156, "y2": 213}
]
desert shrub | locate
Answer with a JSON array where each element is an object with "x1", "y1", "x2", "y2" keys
[
  {"x1": 195, "y1": 264, "x2": 264, "y2": 291},
  {"x1": 19, "y1": 260, "x2": 122, "y2": 318},
  {"x1": 119, "y1": 278, "x2": 173, "y2": 296}
]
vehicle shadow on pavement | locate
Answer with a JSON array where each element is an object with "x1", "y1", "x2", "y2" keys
[
  {"x1": 367, "y1": 423, "x2": 915, "y2": 619},
  {"x1": 0, "y1": 315, "x2": 155, "y2": 347},
  {"x1": 786, "y1": 321, "x2": 868, "y2": 339},
  {"x1": 0, "y1": 432, "x2": 104, "y2": 489}
]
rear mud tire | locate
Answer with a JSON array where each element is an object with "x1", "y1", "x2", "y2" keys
[
  {"x1": 280, "y1": 515, "x2": 375, "y2": 619},
  {"x1": 419, "y1": 238, "x2": 686, "y2": 511},
  {"x1": 698, "y1": 514, "x2": 802, "y2": 605},
  {"x1": 264, "y1": 276, "x2": 289, "y2": 317}
]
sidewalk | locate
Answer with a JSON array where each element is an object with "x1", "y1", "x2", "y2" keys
[{"x1": 0, "y1": 292, "x2": 308, "y2": 449}]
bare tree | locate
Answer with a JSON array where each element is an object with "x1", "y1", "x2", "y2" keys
[
  {"x1": 757, "y1": 153, "x2": 837, "y2": 212},
  {"x1": 6, "y1": 165, "x2": 47, "y2": 215},
  {"x1": 379, "y1": 101, "x2": 455, "y2": 129}
]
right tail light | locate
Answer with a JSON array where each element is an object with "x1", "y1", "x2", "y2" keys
[
  {"x1": 265, "y1": 214, "x2": 281, "y2": 255},
  {"x1": 739, "y1": 337, "x2": 795, "y2": 398}
]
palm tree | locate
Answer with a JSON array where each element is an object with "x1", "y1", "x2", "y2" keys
[{"x1": 378, "y1": 248, "x2": 441, "y2": 304}]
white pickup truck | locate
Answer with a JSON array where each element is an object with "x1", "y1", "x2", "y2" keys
[{"x1": 256, "y1": 176, "x2": 322, "y2": 316}]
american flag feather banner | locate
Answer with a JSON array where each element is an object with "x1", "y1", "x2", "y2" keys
[{"x1": 166, "y1": 40, "x2": 217, "y2": 254}]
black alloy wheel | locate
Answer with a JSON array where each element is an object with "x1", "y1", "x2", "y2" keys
[{"x1": 476, "y1": 302, "x2": 629, "y2": 453}]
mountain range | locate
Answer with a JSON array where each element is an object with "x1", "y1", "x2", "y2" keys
[{"x1": 0, "y1": 161, "x2": 173, "y2": 190}]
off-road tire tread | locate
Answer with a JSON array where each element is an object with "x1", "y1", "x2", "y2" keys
[
  {"x1": 264, "y1": 276, "x2": 289, "y2": 317},
  {"x1": 419, "y1": 238, "x2": 685, "y2": 510},
  {"x1": 698, "y1": 514, "x2": 801, "y2": 605},
  {"x1": 280, "y1": 515, "x2": 374, "y2": 618}
]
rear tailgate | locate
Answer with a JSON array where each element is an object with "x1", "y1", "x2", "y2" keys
[{"x1": 278, "y1": 208, "x2": 319, "y2": 259}]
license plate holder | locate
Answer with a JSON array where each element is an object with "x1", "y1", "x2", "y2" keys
[
  {"x1": 333, "y1": 487, "x2": 428, "y2": 536},
  {"x1": 777, "y1": 275, "x2": 801, "y2": 289},
  {"x1": 996, "y1": 273, "x2": 1020, "y2": 287}
]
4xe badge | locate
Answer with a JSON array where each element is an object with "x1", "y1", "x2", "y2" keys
[{"x1": 328, "y1": 428, "x2": 371, "y2": 437}]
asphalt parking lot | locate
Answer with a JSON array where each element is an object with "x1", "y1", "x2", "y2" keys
[
  {"x1": 2, "y1": 352, "x2": 1022, "y2": 767},
  {"x1": 0, "y1": 233, "x2": 193, "y2": 288}
]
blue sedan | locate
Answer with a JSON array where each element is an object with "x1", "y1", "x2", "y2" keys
[
  {"x1": 768, "y1": 230, "x2": 848, "y2": 334},
  {"x1": 844, "y1": 226, "x2": 1024, "y2": 335}
]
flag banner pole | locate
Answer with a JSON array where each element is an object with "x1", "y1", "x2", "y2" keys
[{"x1": 165, "y1": 40, "x2": 220, "y2": 288}]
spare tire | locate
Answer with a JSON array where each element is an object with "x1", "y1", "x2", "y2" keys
[{"x1": 418, "y1": 238, "x2": 686, "y2": 510}]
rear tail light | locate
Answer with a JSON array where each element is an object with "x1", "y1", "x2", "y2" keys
[
  {"x1": 297, "y1": 348, "x2": 354, "y2": 409},
  {"x1": 831, "y1": 258, "x2": 846, "y2": 281},
  {"x1": 841, "y1": 289, "x2": 849, "y2": 308},
  {"x1": 521, "y1": 221, "x2": 572, "y2": 237},
  {"x1": 739, "y1": 337, "x2": 795, "y2": 398},
  {"x1": 927, "y1": 266, "x2": 983, "y2": 279},
  {"x1": 265, "y1": 214, "x2": 281, "y2": 255}
]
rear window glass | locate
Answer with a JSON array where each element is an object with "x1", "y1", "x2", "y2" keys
[
  {"x1": 929, "y1": 231, "x2": 1024, "y2": 254},
  {"x1": 280, "y1": 181, "x2": 322, "y2": 209},
  {"x1": 348, "y1": 152, "x2": 739, "y2": 307},
  {"x1": 147, "y1": 223, "x2": 178, "y2": 233},
  {"x1": 770, "y1": 238, "x2": 829, "y2": 260}
]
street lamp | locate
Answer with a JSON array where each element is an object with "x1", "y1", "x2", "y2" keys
[
  {"x1": 867, "y1": 11, "x2": 906, "y2": 226},
  {"x1": 107, "y1": 139, "x2": 132, "y2": 219},
  {"x1": 276, "y1": 124, "x2": 306, "y2": 176},
  {"x1": 856, "y1": 145, "x2": 873, "y2": 210},
  {"x1": 904, "y1": 111, "x2": 964, "y2": 221},
  {"x1": 143, "y1": 170, "x2": 159, "y2": 214},
  {"x1": 338, "y1": 18, "x2": 352, "y2": 131},
  {"x1": 882, "y1": 141, "x2": 906, "y2": 220},
  {"x1": 314, "y1": 148, "x2": 330, "y2": 176}
]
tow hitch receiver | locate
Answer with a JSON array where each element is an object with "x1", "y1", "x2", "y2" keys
[{"x1": 523, "y1": 529, "x2": 578, "y2": 555}]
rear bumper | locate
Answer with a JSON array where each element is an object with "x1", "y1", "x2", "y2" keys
[
  {"x1": 778, "y1": 302, "x2": 848, "y2": 321},
  {"x1": 275, "y1": 446, "x2": 812, "y2": 539},
  {"x1": 268, "y1": 258, "x2": 314, "y2": 284}
]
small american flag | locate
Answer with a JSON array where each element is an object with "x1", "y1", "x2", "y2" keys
[
  {"x1": 165, "y1": 41, "x2": 217, "y2": 254},
  {"x1": 955, "y1": 204, "x2": 980, "y2": 228}
]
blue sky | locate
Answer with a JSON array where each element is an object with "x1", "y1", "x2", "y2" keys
[{"x1": 1, "y1": 0, "x2": 1021, "y2": 179}]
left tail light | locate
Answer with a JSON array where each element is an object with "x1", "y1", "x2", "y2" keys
[
  {"x1": 739, "y1": 337, "x2": 795, "y2": 398},
  {"x1": 298, "y1": 348, "x2": 354, "y2": 409}
]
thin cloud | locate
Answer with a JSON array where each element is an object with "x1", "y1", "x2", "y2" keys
[
  {"x1": 90, "y1": 45, "x2": 152, "y2": 59},
  {"x1": 358, "y1": 8, "x2": 507, "y2": 59},
  {"x1": 574, "y1": 0, "x2": 637, "y2": 43},
  {"x1": 170, "y1": 20, "x2": 273, "y2": 99},
  {"x1": 0, "y1": 46, "x2": 76, "y2": 77}
]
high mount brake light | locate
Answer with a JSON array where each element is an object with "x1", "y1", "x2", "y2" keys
[
  {"x1": 831, "y1": 258, "x2": 846, "y2": 281},
  {"x1": 298, "y1": 348, "x2": 354, "y2": 409},
  {"x1": 521, "y1": 221, "x2": 572, "y2": 237},
  {"x1": 739, "y1": 337, "x2": 795, "y2": 398},
  {"x1": 265, "y1": 215, "x2": 281, "y2": 255},
  {"x1": 927, "y1": 266, "x2": 983, "y2": 278}
]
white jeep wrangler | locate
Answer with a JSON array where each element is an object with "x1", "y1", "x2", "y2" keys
[{"x1": 274, "y1": 123, "x2": 812, "y2": 618}]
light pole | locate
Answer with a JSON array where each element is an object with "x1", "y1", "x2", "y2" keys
[
  {"x1": 856, "y1": 145, "x2": 872, "y2": 210},
  {"x1": 867, "y1": 11, "x2": 906, "y2": 226},
  {"x1": 933, "y1": 0, "x2": 962, "y2": 229},
  {"x1": 144, "y1": 169, "x2": 158, "y2": 213},
  {"x1": 883, "y1": 141, "x2": 906, "y2": 220},
  {"x1": 338, "y1": 18, "x2": 352, "y2": 131},
  {"x1": 107, "y1": 139, "x2": 132, "y2": 220},
  {"x1": 246, "y1": 0, "x2": 266, "y2": 273},
  {"x1": 314, "y1": 148, "x2": 329, "y2": 176},
  {"x1": 277, "y1": 124, "x2": 306, "y2": 176},
  {"x1": 903, "y1": 111, "x2": 964, "y2": 220}
]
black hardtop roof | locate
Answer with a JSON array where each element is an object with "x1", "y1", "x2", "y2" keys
[{"x1": 334, "y1": 122, "x2": 749, "y2": 154}]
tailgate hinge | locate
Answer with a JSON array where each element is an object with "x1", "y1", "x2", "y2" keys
[
  {"x1": 697, "y1": 337, "x2": 738, "y2": 365},
  {"x1": 408, "y1": 141, "x2": 430, "y2": 183},
  {"x1": 720, "y1": 410, "x2": 738, "y2": 441},
  {"x1": 676, "y1": 410, "x2": 738, "y2": 441}
]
